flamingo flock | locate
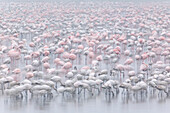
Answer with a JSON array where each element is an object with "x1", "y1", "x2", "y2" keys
[{"x1": 0, "y1": 1, "x2": 169, "y2": 103}]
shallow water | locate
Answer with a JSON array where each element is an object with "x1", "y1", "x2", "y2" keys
[{"x1": 1, "y1": 91, "x2": 170, "y2": 113}]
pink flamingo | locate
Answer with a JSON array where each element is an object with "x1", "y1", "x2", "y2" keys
[
  {"x1": 62, "y1": 62, "x2": 72, "y2": 74},
  {"x1": 56, "y1": 48, "x2": 64, "y2": 58},
  {"x1": 8, "y1": 48, "x2": 21, "y2": 69},
  {"x1": 69, "y1": 53, "x2": 76, "y2": 64}
]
